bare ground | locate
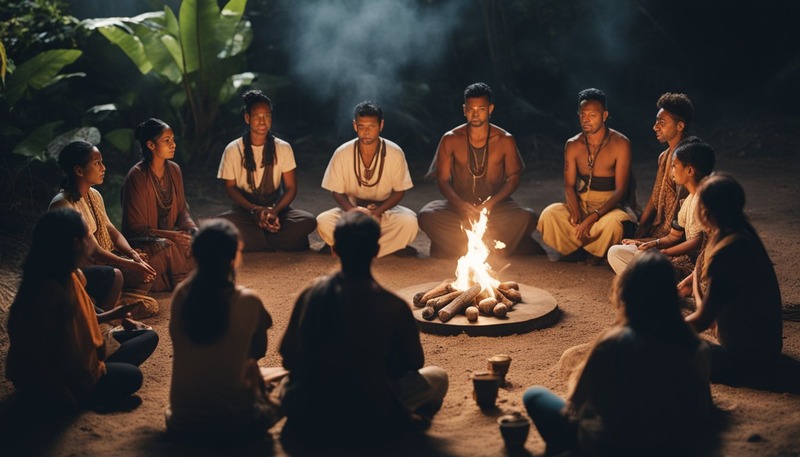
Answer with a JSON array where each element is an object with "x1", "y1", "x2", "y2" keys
[{"x1": 1, "y1": 151, "x2": 799, "y2": 456}]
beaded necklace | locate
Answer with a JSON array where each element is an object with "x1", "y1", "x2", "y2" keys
[
  {"x1": 148, "y1": 166, "x2": 174, "y2": 212},
  {"x1": 353, "y1": 139, "x2": 386, "y2": 187},
  {"x1": 582, "y1": 127, "x2": 610, "y2": 195},
  {"x1": 467, "y1": 126, "x2": 489, "y2": 195}
]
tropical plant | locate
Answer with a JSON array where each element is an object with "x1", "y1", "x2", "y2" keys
[{"x1": 81, "y1": 0, "x2": 255, "y2": 166}]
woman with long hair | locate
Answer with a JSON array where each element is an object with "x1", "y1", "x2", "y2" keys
[
  {"x1": 121, "y1": 118, "x2": 197, "y2": 291},
  {"x1": 523, "y1": 250, "x2": 712, "y2": 455},
  {"x1": 6, "y1": 209, "x2": 157, "y2": 409},
  {"x1": 686, "y1": 172, "x2": 782, "y2": 383},
  {"x1": 166, "y1": 218, "x2": 281, "y2": 439},
  {"x1": 216, "y1": 89, "x2": 316, "y2": 251},
  {"x1": 49, "y1": 141, "x2": 158, "y2": 299}
]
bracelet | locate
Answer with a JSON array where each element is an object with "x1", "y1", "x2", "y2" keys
[
  {"x1": 655, "y1": 238, "x2": 660, "y2": 247},
  {"x1": 249, "y1": 206, "x2": 260, "y2": 215},
  {"x1": 593, "y1": 209, "x2": 601, "y2": 218}
]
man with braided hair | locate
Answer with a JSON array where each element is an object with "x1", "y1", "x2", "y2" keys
[{"x1": 216, "y1": 90, "x2": 316, "y2": 251}]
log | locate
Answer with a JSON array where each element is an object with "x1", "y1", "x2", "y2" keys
[
  {"x1": 494, "y1": 288, "x2": 513, "y2": 308},
  {"x1": 438, "y1": 284, "x2": 481, "y2": 322},
  {"x1": 499, "y1": 287, "x2": 522, "y2": 303},
  {"x1": 465, "y1": 306, "x2": 479, "y2": 322},
  {"x1": 412, "y1": 291, "x2": 427, "y2": 308},
  {"x1": 478, "y1": 297, "x2": 498, "y2": 316},
  {"x1": 419, "y1": 280, "x2": 453, "y2": 305},
  {"x1": 498, "y1": 281, "x2": 519, "y2": 291},
  {"x1": 427, "y1": 290, "x2": 463, "y2": 310},
  {"x1": 421, "y1": 306, "x2": 437, "y2": 320},
  {"x1": 493, "y1": 303, "x2": 508, "y2": 317}
]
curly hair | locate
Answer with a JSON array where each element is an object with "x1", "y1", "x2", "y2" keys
[
  {"x1": 464, "y1": 82, "x2": 493, "y2": 102},
  {"x1": 657, "y1": 93, "x2": 694, "y2": 131}
]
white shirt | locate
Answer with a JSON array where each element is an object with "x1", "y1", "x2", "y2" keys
[
  {"x1": 321, "y1": 138, "x2": 413, "y2": 203},
  {"x1": 217, "y1": 136, "x2": 297, "y2": 193}
]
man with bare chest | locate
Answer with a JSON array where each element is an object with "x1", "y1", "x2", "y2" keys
[
  {"x1": 418, "y1": 83, "x2": 538, "y2": 258},
  {"x1": 536, "y1": 88, "x2": 635, "y2": 262}
]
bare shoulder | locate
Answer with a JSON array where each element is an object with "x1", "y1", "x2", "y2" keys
[
  {"x1": 564, "y1": 133, "x2": 584, "y2": 157},
  {"x1": 609, "y1": 129, "x2": 631, "y2": 146},
  {"x1": 490, "y1": 124, "x2": 517, "y2": 147}
]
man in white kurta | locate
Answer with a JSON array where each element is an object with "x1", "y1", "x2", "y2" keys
[{"x1": 317, "y1": 107, "x2": 418, "y2": 258}]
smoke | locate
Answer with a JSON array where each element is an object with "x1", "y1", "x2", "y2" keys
[{"x1": 282, "y1": 0, "x2": 460, "y2": 129}]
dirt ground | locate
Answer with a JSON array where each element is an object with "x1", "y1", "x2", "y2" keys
[{"x1": 1, "y1": 147, "x2": 799, "y2": 456}]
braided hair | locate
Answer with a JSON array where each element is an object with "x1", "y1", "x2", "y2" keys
[{"x1": 241, "y1": 90, "x2": 276, "y2": 174}]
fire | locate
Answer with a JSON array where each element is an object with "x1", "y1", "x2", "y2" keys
[{"x1": 452, "y1": 208, "x2": 501, "y2": 295}]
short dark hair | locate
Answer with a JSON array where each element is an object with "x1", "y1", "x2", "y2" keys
[
  {"x1": 241, "y1": 89, "x2": 273, "y2": 115},
  {"x1": 657, "y1": 93, "x2": 694, "y2": 130},
  {"x1": 464, "y1": 82, "x2": 492, "y2": 102},
  {"x1": 578, "y1": 88, "x2": 607, "y2": 110},
  {"x1": 134, "y1": 118, "x2": 170, "y2": 163},
  {"x1": 334, "y1": 212, "x2": 380, "y2": 267},
  {"x1": 673, "y1": 136, "x2": 715, "y2": 179},
  {"x1": 353, "y1": 100, "x2": 383, "y2": 123}
]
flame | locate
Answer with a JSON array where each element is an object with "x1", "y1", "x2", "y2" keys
[{"x1": 452, "y1": 208, "x2": 501, "y2": 295}]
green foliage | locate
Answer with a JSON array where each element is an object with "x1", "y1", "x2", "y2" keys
[
  {"x1": 2, "y1": 49, "x2": 83, "y2": 106},
  {"x1": 81, "y1": 0, "x2": 255, "y2": 166},
  {"x1": 0, "y1": 0, "x2": 79, "y2": 62}
]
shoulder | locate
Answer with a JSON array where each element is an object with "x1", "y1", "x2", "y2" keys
[
  {"x1": 222, "y1": 138, "x2": 243, "y2": 155},
  {"x1": 235, "y1": 287, "x2": 266, "y2": 308},
  {"x1": 609, "y1": 129, "x2": 631, "y2": 146},
  {"x1": 331, "y1": 140, "x2": 356, "y2": 158},
  {"x1": 49, "y1": 192, "x2": 68, "y2": 208},
  {"x1": 564, "y1": 133, "x2": 583, "y2": 154},
  {"x1": 442, "y1": 124, "x2": 466, "y2": 142},
  {"x1": 88, "y1": 187, "x2": 104, "y2": 201},
  {"x1": 382, "y1": 138, "x2": 405, "y2": 155},
  {"x1": 274, "y1": 136, "x2": 293, "y2": 150},
  {"x1": 166, "y1": 160, "x2": 182, "y2": 173}
]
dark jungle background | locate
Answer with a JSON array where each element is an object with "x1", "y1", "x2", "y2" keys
[{"x1": 1, "y1": 0, "x2": 799, "y2": 257}]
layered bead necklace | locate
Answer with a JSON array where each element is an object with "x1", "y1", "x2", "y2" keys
[{"x1": 353, "y1": 139, "x2": 386, "y2": 187}]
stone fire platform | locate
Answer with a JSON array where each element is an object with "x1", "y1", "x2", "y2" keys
[{"x1": 397, "y1": 282, "x2": 560, "y2": 337}]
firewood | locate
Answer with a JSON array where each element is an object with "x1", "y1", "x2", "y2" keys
[
  {"x1": 427, "y1": 290, "x2": 463, "y2": 309},
  {"x1": 493, "y1": 303, "x2": 508, "y2": 317},
  {"x1": 412, "y1": 291, "x2": 427, "y2": 308},
  {"x1": 498, "y1": 281, "x2": 519, "y2": 291},
  {"x1": 438, "y1": 284, "x2": 481, "y2": 322},
  {"x1": 419, "y1": 280, "x2": 453, "y2": 305},
  {"x1": 494, "y1": 288, "x2": 513, "y2": 308},
  {"x1": 421, "y1": 306, "x2": 437, "y2": 320},
  {"x1": 478, "y1": 297, "x2": 497, "y2": 315},
  {"x1": 499, "y1": 287, "x2": 522, "y2": 303},
  {"x1": 465, "y1": 306, "x2": 479, "y2": 322}
]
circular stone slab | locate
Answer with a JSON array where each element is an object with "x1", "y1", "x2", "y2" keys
[{"x1": 397, "y1": 282, "x2": 560, "y2": 337}]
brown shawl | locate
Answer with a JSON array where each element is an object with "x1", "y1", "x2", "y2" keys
[
  {"x1": 121, "y1": 161, "x2": 196, "y2": 238},
  {"x1": 648, "y1": 148, "x2": 687, "y2": 238}
]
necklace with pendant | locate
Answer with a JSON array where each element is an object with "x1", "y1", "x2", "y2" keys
[{"x1": 467, "y1": 126, "x2": 489, "y2": 195}]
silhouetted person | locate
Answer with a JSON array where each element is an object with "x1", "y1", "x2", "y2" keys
[
  {"x1": 280, "y1": 212, "x2": 448, "y2": 443},
  {"x1": 523, "y1": 250, "x2": 712, "y2": 455},
  {"x1": 7, "y1": 209, "x2": 157, "y2": 411},
  {"x1": 166, "y1": 219, "x2": 281, "y2": 440},
  {"x1": 686, "y1": 173, "x2": 783, "y2": 385}
]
